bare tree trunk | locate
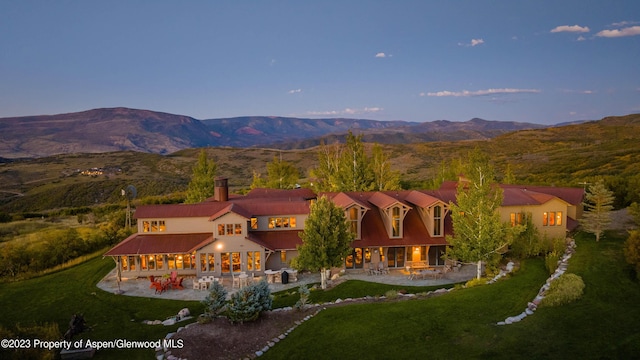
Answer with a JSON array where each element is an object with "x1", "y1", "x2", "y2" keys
[
  {"x1": 477, "y1": 260, "x2": 482, "y2": 280},
  {"x1": 320, "y1": 267, "x2": 327, "y2": 289}
]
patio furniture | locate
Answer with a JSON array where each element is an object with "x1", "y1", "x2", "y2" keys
[
  {"x1": 231, "y1": 273, "x2": 240, "y2": 288},
  {"x1": 264, "y1": 269, "x2": 278, "y2": 283},
  {"x1": 170, "y1": 271, "x2": 177, "y2": 282},
  {"x1": 378, "y1": 262, "x2": 389, "y2": 274},
  {"x1": 192, "y1": 279, "x2": 201, "y2": 290},
  {"x1": 171, "y1": 277, "x2": 184, "y2": 290},
  {"x1": 238, "y1": 273, "x2": 249, "y2": 288},
  {"x1": 151, "y1": 281, "x2": 164, "y2": 294},
  {"x1": 285, "y1": 269, "x2": 298, "y2": 282}
]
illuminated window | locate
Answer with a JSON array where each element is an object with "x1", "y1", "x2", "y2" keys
[
  {"x1": 251, "y1": 217, "x2": 258, "y2": 229},
  {"x1": 268, "y1": 217, "x2": 297, "y2": 229},
  {"x1": 218, "y1": 224, "x2": 225, "y2": 236},
  {"x1": 510, "y1": 212, "x2": 524, "y2": 227},
  {"x1": 234, "y1": 224, "x2": 242, "y2": 235},
  {"x1": 280, "y1": 250, "x2": 287, "y2": 263},
  {"x1": 543, "y1": 212, "x2": 548, "y2": 226},
  {"x1": 143, "y1": 220, "x2": 166, "y2": 233},
  {"x1": 392, "y1": 207, "x2": 401, "y2": 237},
  {"x1": 348, "y1": 207, "x2": 359, "y2": 237},
  {"x1": 247, "y1": 251, "x2": 261, "y2": 271},
  {"x1": 155, "y1": 255, "x2": 164, "y2": 270},
  {"x1": 433, "y1": 205, "x2": 442, "y2": 236},
  {"x1": 556, "y1": 212, "x2": 563, "y2": 226}
]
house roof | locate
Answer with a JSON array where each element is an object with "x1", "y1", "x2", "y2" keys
[
  {"x1": 104, "y1": 233, "x2": 214, "y2": 256},
  {"x1": 208, "y1": 203, "x2": 253, "y2": 221},
  {"x1": 325, "y1": 192, "x2": 372, "y2": 210},
  {"x1": 247, "y1": 230, "x2": 302, "y2": 251},
  {"x1": 405, "y1": 190, "x2": 442, "y2": 208}
]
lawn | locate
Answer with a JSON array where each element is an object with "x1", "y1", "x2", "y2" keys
[
  {"x1": 262, "y1": 232, "x2": 640, "y2": 359},
  {"x1": 0, "y1": 256, "x2": 204, "y2": 359},
  {"x1": 1, "y1": 232, "x2": 638, "y2": 359}
]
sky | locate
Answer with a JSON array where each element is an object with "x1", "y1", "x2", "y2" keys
[{"x1": 1, "y1": 1, "x2": 639, "y2": 125}]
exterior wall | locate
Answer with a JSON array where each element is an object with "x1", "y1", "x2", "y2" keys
[
  {"x1": 500, "y1": 198, "x2": 568, "y2": 239},
  {"x1": 265, "y1": 250, "x2": 299, "y2": 270},
  {"x1": 196, "y1": 237, "x2": 265, "y2": 277}
]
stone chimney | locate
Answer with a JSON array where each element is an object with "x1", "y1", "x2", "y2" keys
[{"x1": 214, "y1": 177, "x2": 228, "y2": 202}]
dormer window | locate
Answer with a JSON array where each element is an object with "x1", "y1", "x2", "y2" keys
[
  {"x1": 392, "y1": 206, "x2": 402, "y2": 238},
  {"x1": 433, "y1": 205, "x2": 442, "y2": 236},
  {"x1": 348, "y1": 207, "x2": 359, "y2": 235}
]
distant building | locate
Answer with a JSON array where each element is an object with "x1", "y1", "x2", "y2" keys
[{"x1": 104, "y1": 177, "x2": 584, "y2": 278}]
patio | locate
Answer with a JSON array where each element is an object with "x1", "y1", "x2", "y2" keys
[{"x1": 96, "y1": 265, "x2": 478, "y2": 301}]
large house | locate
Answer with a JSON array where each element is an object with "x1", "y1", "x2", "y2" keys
[{"x1": 104, "y1": 177, "x2": 584, "y2": 279}]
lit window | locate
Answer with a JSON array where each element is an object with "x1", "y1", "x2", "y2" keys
[
  {"x1": 235, "y1": 223, "x2": 242, "y2": 235},
  {"x1": 218, "y1": 224, "x2": 225, "y2": 236},
  {"x1": 543, "y1": 212, "x2": 548, "y2": 226},
  {"x1": 251, "y1": 217, "x2": 258, "y2": 229},
  {"x1": 392, "y1": 207, "x2": 401, "y2": 237},
  {"x1": 433, "y1": 205, "x2": 442, "y2": 236},
  {"x1": 556, "y1": 212, "x2": 563, "y2": 226}
]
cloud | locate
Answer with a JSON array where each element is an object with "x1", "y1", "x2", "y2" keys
[
  {"x1": 596, "y1": 26, "x2": 640, "y2": 37},
  {"x1": 458, "y1": 38, "x2": 484, "y2": 47},
  {"x1": 609, "y1": 21, "x2": 639, "y2": 27},
  {"x1": 562, "y1": 89, "x2": 595, "y2": 94},
  {"x1": 550, "y1": 25, "x2": 590, "y2": 33},
  {"x1": 306, "y1": 107, "x2": 383, "y2": 116},
  {"x1": 424, "y1": 88, "x2": 541, "y2": 97},
  {"x1": 288, "y1": 89, "x2": 302, "y2": 94},
  {"x1": 577, "y1": 35, "x2": 586, "y2": 41},
  {"x1": 375, "y1": 52, "x2": 387, "y2": 58}
]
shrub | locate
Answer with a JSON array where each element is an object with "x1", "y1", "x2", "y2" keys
[
  {"x1": 544, "y1": 251, "x2": 560, "y2": 275},
  {"x1": 201, "y1": 281, "x2": 228, "y2": 320},
  {"x1": 384, "y1": 289, "x2": 399, "y2": 299},
  {"x1": 541, "y1": 273, "x2": 585, "y2": 307},
  {"x1": 295, "y1": 284, "x2": 310, "y2": 310},
  {"x1": 465, "y1": 277, "x2": 488, "y2": 288},
  {"x1": 227, "y1": 280, "x2": 272, "y2": 324},
  {"x1": 624, "y1": 230, "x2": 640, "y2": 277}
]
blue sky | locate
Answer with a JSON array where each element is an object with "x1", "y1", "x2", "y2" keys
[{"x1": 1, "y1": 1, "x2": 639, "y2": 125}]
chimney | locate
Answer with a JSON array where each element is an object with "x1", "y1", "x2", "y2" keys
[{"x1": 214, "y1": 177, "x2": 228, "y2": 202}]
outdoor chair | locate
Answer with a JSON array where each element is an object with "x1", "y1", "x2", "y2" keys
[
  {"x1": 151, "y1": 281, "x2": 164, "y2": 294},
  {"x1": 232, "y1": 273, "x2": 240, "y2": 288},
  {"x1": 192, "y1": 279, "x2": 201, "y2": 290}
]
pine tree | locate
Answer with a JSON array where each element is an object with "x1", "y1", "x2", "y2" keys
[
  {"x1": 295, "y1": 196, "x2": 353, "y2": 289},
  {"x1": 580, "y1": 179, "x2": 614, "y2": 241},
  {"x1": 185, "y1": 149, "x2": 217, "y2": 203}
]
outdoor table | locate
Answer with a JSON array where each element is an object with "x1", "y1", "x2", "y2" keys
[
  {"x1": 198, "y1": 278, "x2": 211, "y2": 290},
  {"x1": 238, "y1": 273, "x2": 249, "y2": 288}
]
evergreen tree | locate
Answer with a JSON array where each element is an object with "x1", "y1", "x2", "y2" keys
[
  {"x1": 580, "y1": 179, "x2": 614, "y2": 241},
  {"x1": 265, "y1": 155, "x2": 299, "y2": 189},
  {"x1": 185, "y1": 149, "x2": 217, "y2": 203},
  {"x1": 446, "y1": 148, "x2": 513, "y2": 279},
  {"x1": 295, "y1": 196, "x2": 353, "y2": 289}
]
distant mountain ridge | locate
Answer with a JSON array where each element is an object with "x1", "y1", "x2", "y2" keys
[{"x1": 0, "y1": 107, "x2": 546, "y2": 158}]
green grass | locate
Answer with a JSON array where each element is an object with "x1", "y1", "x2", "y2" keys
[
  {"x1": 0, "y1": 256, "x2": 204, "y2": 359},
  {"x1": 1, "y1": 232, "x2": 638, "y2": 359},
  {"x1": 263, "y1": 233, "x2": 640, "y2": 359}
]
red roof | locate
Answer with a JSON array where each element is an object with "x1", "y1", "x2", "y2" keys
[
  {"x1": 248, "y1": 230, "x2": 303, "y2": 251},
  {"x1": 104, "y1": 233, "x2": 213, "y2": 256}
]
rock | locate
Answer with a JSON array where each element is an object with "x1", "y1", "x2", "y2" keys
[
  {"x1": 162, "y1": 318, "x2": 176, "y2": 326},
  {"x1": 178, "y1": 308, "x2": 190, "y2": 318}
]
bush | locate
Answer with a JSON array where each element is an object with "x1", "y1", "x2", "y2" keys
[
  {"x1": 624, "y1": 230, "x2": 640, "y2": 277},
  {"x1": 545, "y1": 251, "x2": 560, "y2": 275},
  {"x1": 294, "y1": 284, "x2": 310, "y2": 310},
  {"x1": 541, "y1": 273, "x2": 585, "y2": 307},
  {"x1": 201, "y1": 281, "x2": 228, "y2": 320},
  {"x1": 465, "y1": 277, "x2": 488, "y2": 288},
  {"x1": 384, "y1": 289, "x2": 399, "y2": 299},
  {"x1": 227, "y1": 280, "x2": 272, "y2": 324}
]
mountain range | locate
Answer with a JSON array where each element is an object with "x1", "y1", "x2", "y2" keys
[{"x1": 0, "y1": 107, "x2": 548, "y2": 158}]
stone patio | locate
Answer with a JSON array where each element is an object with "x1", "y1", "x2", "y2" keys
[{"x1": 96, "y1": 265, "x2": 478, "y2": 301}]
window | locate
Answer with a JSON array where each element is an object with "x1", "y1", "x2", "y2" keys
[
  {"x1": 247, "y1": 251, "x2": 261, "y2": 271},
  {"x1": 428, "y1": 246, "x2": 446, "y2": 266},
  {"x1": 433, "y1": 205, "x2": 442, "y2": 236},
  {"x1": 128, "y1": 256, "x2": 136, "y2": 271},
  {"x1": 392, "y1": 207, "x2": 401, "y2": 237},
  {"x1": 543, "y1": 211, "x2": 563, "y2": 226},
  {"x1": 218, "y1": 223, "x2": 243, "y2": 236},
  {"x1": 155, "y1": 255, "x2": 164, "y2": 270},
  {"x1": 140, "y1": 255, "x2": 148, "y2": 270},
  {"x1": 251, "y1": 217, "x2": 258, "y2": 229},
  {"x1": 510, "y1": 212, "x2": 524, "y2": 227},
  {"x1": 121, "y1": 256, "x2": 128, "y2": 271},
  {"x1": 200, "y1": 253, "x2": 207, "y2": 272},
  {"x1": 167, "y1": 254, "x2": 176, "y2": 269},
  {"x1": 208, "y1": 254, "x2": 215, "y2": 272},
  {"x1": 148, "y1": 255, "x2": 155, "y2": 270},
  {"x1": 268, "y1": 217, "x2": 297, "y2": 229},
  {"x1": 280, "y1": 250, "x2": 286, "y2": 263},
  {"x1": 348, "y1": 207, "x2": 359, "y2": 238},
  {"x1": 142, "y1": 220, "x2": 166, "y2": 233}
]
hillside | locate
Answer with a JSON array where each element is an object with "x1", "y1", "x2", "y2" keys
[
  {"x1": 0, "y1": 107, "x2": 543, "y2": 158},
  {"x1": 0, "y1": 113, "x2": 638, "y2": 213}
]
